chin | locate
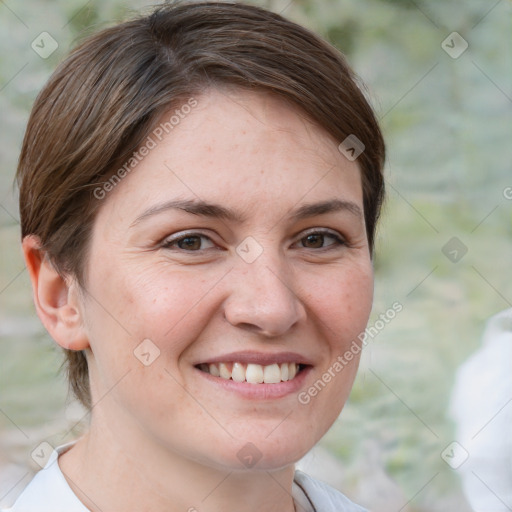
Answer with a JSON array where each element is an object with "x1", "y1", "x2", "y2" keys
[{"x1": 210, "y1": 427, "x2": 319, "y2": 473}]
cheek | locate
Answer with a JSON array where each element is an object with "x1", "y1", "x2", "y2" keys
[
  {"x1": 303, "y1": 261, "x2": 374, "y2": 347},
  {"x1": 82, "y1": 262, "x2": 221, "y2": 419},
  {"x1": 84, "y1": 260, "x2": 221, "y2": 363},
  {"x1": 296, "y1": 261, "x2": 373, "y2": 421},
  {"x1": 126, "y1": 267, "x2": 224, "y2": 345}
]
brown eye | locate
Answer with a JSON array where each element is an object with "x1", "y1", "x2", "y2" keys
[
  {"x1": 162, "y1": 233, "x2": 216, "y2": 251},
  {"x1": 297, "y1": 230, "x2": 345, "y2": 250},
  {"x1": 302, "y1": 233, "x2": 325, "y2": 249},
  {"x1": 177, "y1": 236, "x2": 202, "y2": 250}
]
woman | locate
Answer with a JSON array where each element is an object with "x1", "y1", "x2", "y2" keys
[{"x1": 6, "y1": 1, "x2": 385, "y2": 510}]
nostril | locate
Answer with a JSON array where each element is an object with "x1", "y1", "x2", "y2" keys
[{"x1": 238, "y1": 322, "x2": 261, "y2": 332}]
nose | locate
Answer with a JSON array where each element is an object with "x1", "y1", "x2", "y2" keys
[{"x1": 223, "y1": 255, "x2": 307, "y2": 337}]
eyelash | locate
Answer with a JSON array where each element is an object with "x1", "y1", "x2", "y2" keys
[{"x1": 161, "y1": 229, "x2": 347, "y2": 252}]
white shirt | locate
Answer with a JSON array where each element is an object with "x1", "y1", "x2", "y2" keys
[{"x1": 2, "y1": 443, "x2": 366, "y2": 512}]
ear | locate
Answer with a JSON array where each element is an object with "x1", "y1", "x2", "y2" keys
[{"x1": 22, "y1": 234, "x2": 90, "y2": 351}]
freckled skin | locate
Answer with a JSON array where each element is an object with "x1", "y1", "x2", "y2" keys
[{"x1": 57, "y1": 88, "x2": 374, "y2": 511}]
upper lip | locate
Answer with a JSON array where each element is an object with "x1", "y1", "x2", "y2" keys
[{"x1": 195, "y1": 350, "x2": 313, "y2": 366}]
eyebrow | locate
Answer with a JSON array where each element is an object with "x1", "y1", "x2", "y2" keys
[
  {"x1": 130, "y1": 198, "x2": 363, "y2": 227},
  {"x1": 292, "y1": 199, "x2": 363, "y2": 221}
]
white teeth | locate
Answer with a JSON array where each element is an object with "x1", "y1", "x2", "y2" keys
[
  {"x1": 231, "y1": 362, "x2": 246, "y2": 382},
  {"x1": 280, "y1": 363, "x2": 289, "y2": 381},
  {"x1": 199, "y1": 362, "x2": 301, "y2": 383},
  {"x1": 263, "y1": 363, "x2": 281, "y2": 384},
  {"x1": 246, "y1": 364, "x2": 264, "y2": 384},
  {"x1": 219, "y1": 362, "x2": 231, "y2": 380}
]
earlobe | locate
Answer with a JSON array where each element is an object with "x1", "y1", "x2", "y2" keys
[{"x1": 22, "y1": 234, "x2": 90, "y2": 351}]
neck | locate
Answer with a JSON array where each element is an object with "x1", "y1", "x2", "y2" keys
[{"x1": 59, "y1": 416, "x2": 297, "y2": 512}]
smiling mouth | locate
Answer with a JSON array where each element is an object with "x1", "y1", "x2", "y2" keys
[{"x1": 195, "y1": 362, "x2": 307, "y2": 384}]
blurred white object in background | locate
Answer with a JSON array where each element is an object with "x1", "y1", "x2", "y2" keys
[{"x1": 450, "y1": 308, "x2": 512, "y2": 512}]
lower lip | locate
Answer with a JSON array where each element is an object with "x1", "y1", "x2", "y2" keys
[{"x1": 195, "y1": 366, "x2": 312, "y2": 400}]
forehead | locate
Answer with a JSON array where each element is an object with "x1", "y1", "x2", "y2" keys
[{"x1": 97, "y1": 88, "x2": 363, "y2": 227}]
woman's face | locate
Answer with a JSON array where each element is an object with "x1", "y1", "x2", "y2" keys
[{"x1": 80, "y1": 88, "x2": 374, "y2": 471}]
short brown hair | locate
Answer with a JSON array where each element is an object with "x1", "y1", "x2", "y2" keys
[{"x1": 17, "y1": 1, "x2": 385, "y2": 409}]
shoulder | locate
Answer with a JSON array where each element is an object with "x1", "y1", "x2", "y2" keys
[
  {"x1": 293, "y1": 470, "x2": 368, "y2": 512},
  {"x1": 1, "y1": 443, "x2": 88, "y2": 512}
]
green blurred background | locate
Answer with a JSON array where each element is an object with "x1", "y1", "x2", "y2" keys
[{"x1": 0, "y1": 0, "x2": 511, "y2": 510}]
